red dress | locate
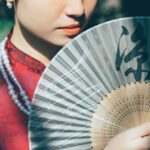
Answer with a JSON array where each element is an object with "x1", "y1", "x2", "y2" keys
[{"x1": 0, "y1": 38, "x2": 45, "y2": 150}]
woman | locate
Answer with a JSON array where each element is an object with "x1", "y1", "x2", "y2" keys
[
  {"x1": 0, "y1": 0, "x2": 98, "y2": 150},
  {"x1": 0, "y1": 0, "x2": 150, "y2": 150}
]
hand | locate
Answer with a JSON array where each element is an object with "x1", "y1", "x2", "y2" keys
[{"x1": 104, "y1": 122, "x2": 150, "y2": 150}]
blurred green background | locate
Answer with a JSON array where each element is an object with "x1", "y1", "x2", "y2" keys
[
  {"x1": 0, "y1": 0, "x2": 13, "y2": 41},
  {"x1": 0, "y1": 0, "x2": 150, "y2": 41},
  {"x1": 0, "y1": 19, "x2": 13, "y2": 41}
]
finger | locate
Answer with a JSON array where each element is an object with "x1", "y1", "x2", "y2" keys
[
  {"x1": 130, "y1": 135, "x2": 150, "y2": 150},
  {"x1": 131, "y1": 122, "x2": 150, "y2": 137},
  {"x1": 104, "y1": 146, "x2": 108, "y2": 150}
]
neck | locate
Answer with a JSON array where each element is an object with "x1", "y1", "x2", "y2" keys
[{"x1": 10, "y1": 23, "x2": 62, "y2": 67}]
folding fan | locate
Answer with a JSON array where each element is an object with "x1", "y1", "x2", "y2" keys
[{"x1": 29, "y1": 17, "x2": 150, "y2": 150}]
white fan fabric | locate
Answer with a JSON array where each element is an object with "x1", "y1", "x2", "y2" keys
[{"x1": 29, "y1": 17, "x2": 150, "y2": 150}]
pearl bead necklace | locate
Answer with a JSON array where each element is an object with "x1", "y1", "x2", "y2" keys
[{"x1": 0, "y1": 39, "x2": 31, "y2": 116}]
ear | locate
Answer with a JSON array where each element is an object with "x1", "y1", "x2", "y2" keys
[
  {"x1": 7, "y1": 0, "x2": 15, "y2": 3},
  {"x1": 6, "y1": 0, "x2": 15, "y2": 9}
]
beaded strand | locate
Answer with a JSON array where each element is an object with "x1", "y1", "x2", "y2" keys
[{"x1": 0, "y1": 39, "x2": 31, "y2": 115}]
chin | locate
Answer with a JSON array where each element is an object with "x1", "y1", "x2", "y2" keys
[{"x1": 54, "y1": 37, "x2": 73, "y2": 47}]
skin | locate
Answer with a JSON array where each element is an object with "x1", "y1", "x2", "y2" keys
[
  {"x1": 9, "y1": 0, "x2": 97, "y2": 66},
  {"x1": 104, "y1": 122, "x2": 150, "y2": 150}
]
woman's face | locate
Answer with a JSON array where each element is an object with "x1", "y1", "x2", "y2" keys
[{"x1": 15, "y1": 0, "x2": 97, "y2": 46}]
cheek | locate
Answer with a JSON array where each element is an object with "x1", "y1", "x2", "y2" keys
[
  {"x1": 85, "y1": 0, "x2": 97, "y2": 16},
  {"x1": 16, "y1": 1, "x2": 64, "y2": 34},
  {"x1": 17, "y1": 10, "x2": 53, "y2": 32}
]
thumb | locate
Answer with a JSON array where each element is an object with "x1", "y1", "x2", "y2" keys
[{"x1": 131, "y1": 122, "x2": 150, "y2": 138}]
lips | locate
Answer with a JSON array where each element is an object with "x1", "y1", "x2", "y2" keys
[{"x1": 61, "y1": 24, "x2": 81, "y2": 36}]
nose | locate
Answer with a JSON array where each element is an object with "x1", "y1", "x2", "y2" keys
[{"x1": 65, "y1": 0, "x2": 85, "y2": 17}]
